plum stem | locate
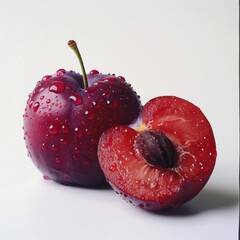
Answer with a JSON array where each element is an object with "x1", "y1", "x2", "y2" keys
[{"x1": 68, "y1": 40, "x2": 88, "y2": 89}]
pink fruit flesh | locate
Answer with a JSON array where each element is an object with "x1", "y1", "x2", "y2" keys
[
  {"x1": 98, "y1": 96, "x2": 217, "y2": 209},
  {"x1": 23, "y1": 69, "x2": 141, "y2": 186}
]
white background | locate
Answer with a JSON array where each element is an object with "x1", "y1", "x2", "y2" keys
[{"x1": 0, "y1": 0, "x2": 238, "y2": 239}]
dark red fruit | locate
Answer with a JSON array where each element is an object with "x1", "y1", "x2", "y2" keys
[
  {"x1": 98, "y1": 96, "x2": 217, "y2": 209},
  {"x1": 23, "y1": 41, "x2": 141, "y2": 186}
]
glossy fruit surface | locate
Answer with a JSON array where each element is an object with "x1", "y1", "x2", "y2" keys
[
  {"x1": 98, "y1": 96, "x2": 217, "y2": 209},
  {"x1": 23, "y1": 69, "x2": 141, "y2": 186}
]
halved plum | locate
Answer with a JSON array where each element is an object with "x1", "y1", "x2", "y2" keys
[{"x1": 98, "y1": 96, "x2": 217, "y2": 210}]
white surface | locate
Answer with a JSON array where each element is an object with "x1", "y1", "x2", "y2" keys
[{"x1": 0, "y1": 0, "x2": 238, "y2": 239}]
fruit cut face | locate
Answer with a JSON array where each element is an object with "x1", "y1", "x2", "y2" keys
[
  {"x1": 98, "y1": 96, "x2": 217, "y2": 209},
  {"x1": 141, "y1": 96, "x2": 217, "y2": 182},
  {"x1": 23, "y1": 70, "x2": 142, "y2": 186}
]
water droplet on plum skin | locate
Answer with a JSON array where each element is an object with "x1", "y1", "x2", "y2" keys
[
  {"x1": 61, "y1": 125, "x2": 69, "y2": 133},
  {"x1": 73, "y1": 155, "x2": 79, "y2": 161},
  {"x1": 60, "y1": 138, "x2": 67, "y2": 144},
  {"x1": 75, "y1": 128, "x2": 83, "y2": 137},
  {"x1": 52, "y1": 145, "x2": 58, "y2": 151},
  {"x1": 29, "y1": 101, "x2": 33, "y2": 109},
  {"x1": 42, "y1": 75, "x2": 52, "y2": 81},
  {"x1": 75, "y1": 147, "x2": 80, "y2": 153},
  {"x1": 39, "y1": 88, "x2": 44, "y2": 93},
  {"x1": 49, "y1": 81, "x2": 65, "y2": 94},
  {"x1": 42, "y1": 143, "x2": 47, "y2": 151},
  {"x1": 69, "y1": 94, "x2": 83, "y2": 105},
  {"x1": 33, "y1": 102, "x2": 40, "y2": 112},
  {"x1": 56, "y1": 69, "x2": 66, "y2": 76},
  {"x1": 118, "y1": 76, "x2": 125, "y2": 82},
  {"x1": 90, "y1": 69, "x2": 99, "y2": 75},
  {"x1": 85, "y1": 129, "x2": 90, "y2": 135},
  {"x1": 49, "y1": 124, "x2": 59, "y2": 134}
]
